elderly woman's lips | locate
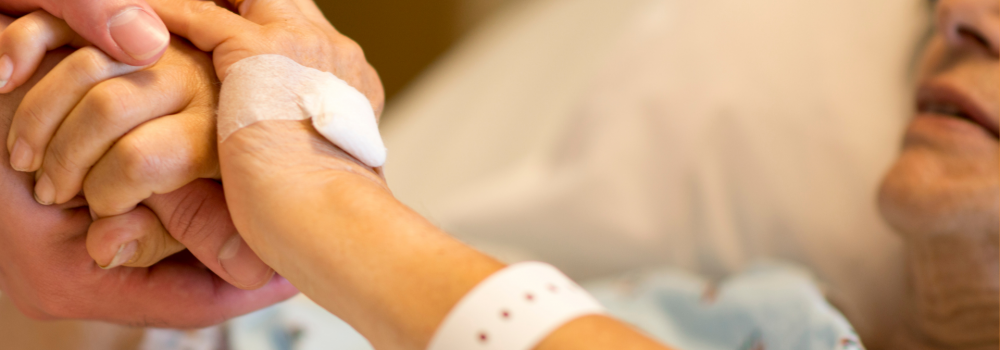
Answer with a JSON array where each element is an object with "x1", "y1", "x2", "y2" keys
[{"x1": 916, "y1": 81, "x2": 999, "y2": 139}]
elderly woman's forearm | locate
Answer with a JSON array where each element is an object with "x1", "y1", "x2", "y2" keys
[{"x1": 218, "y1": 121, "x2": 672, "y2": 350}]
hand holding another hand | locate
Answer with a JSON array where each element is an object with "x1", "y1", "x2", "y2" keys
[
  {"x1": 0, "y1": 0, "x2": 386, "y2": 329},
  {"x1": 0, "y1": 10, "x2": 298, "y2": 327},
  {"x1": 147, "y1": 0, "x2": 392, "y2": 270}
]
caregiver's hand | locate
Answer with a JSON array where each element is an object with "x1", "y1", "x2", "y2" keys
[
  {"x1": 149, "y1": 0, "x2": 384, "y2": 117},
  {"x1": 0, "y1": 0, "x2": 170, "y2": 86},
  {"x1": 0, "y1": 46, "x2": 298, "y2": 328},
  {"x1": 1, "y1": 11, "x2": 281, "y2": 289}
]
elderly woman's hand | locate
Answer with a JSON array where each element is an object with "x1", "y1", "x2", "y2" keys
[
  {"x1": 125, "y1": 0, "x2": 390, "y2": 291},
  {"x1": 150, "y1": 0, "x2": 384, "y2": 117}
]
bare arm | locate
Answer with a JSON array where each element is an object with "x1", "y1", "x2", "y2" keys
[
  {"x1": 148, "y1": 0, "x2": 672, "y2": 347},
  {"x1": 219, "y1": 121, "x2": 670, "y2": 350}
]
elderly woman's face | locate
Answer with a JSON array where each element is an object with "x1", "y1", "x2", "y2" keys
[{"x1": 879, "y1": 0, "x2": 999, "y2": 236}]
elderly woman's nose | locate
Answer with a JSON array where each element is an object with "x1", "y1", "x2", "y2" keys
[{"x1": 936, "y1": 0, "x2": 1000, "y2": 56}]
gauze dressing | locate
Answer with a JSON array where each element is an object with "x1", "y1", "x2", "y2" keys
[{"x1": 218, "y1": 54, "x2": 387, "y2": 167}]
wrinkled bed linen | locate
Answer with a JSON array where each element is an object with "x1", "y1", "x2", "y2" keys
[{"x1": 218, "y1": 262, "x2": 863, "y2": 350}]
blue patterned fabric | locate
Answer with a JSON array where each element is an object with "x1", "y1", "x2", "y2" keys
[
  {"x1": 226, "y1": 262, "x2": 863, "y2": 350},
  {"x1": 585, "y1": 262, "x2": 864, "y2": 350}
]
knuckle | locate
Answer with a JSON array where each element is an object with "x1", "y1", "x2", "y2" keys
[
  {"x1": 14, "y1": 102, "x2": 47, "y2": 131},
  {"x1": 44, "y1": 141, "x2": 81, "y2": 175},
  {"x1": 330, "y1": 35, "x2": 366, "y2": 64},
  {"x1": 68, "y1": 47, "x2": 113, "y2": 83},
  {"x1": 3, "y1": 18, "x2": 40, "y2": 48},
  {"x1": 339, "y1": 39, "x2": 365, "y2": 60},
  {"x1": 115, "y1": 136, "x2": 165, "y2": 184},
  {"x1": 186, "y1": 1, "x2": 225, "y2": 17},
  {"x1": 87, "y1": 81, "x2": 134, "y2": 125},
  {"x1": 165, "y1": 188, "x2": 214, "y2": 245}
]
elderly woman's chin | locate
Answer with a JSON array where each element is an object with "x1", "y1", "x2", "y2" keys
[{"x1": 877, "y1": 133, "x2": 999, "y2": 238}]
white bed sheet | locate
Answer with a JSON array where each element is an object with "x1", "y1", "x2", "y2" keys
[{"x1": 380, "y1": 0, "x2": 929, "y2": 346}]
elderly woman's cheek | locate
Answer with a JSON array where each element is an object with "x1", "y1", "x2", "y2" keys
[{"x1": 915, "y1": 37, "x2": 949, "y2": 82}]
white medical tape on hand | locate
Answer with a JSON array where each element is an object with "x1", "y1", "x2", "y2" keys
[
  {"x1": 427, "y1": 262, "x2": 606, "y2": 350},
  {"x1": 217, "y1": 54, "x2": 387, "y2": 167}
]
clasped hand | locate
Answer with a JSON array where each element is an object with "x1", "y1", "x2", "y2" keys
[{"x1": 0, "y1": 0, "x2": 382, "y2": 327}]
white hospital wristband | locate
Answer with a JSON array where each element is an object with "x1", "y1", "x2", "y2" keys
[{"x1": 427, "y1": 262, "x2": 606, "y2": 350}]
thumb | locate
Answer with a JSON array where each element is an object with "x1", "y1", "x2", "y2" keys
[
  {"x1": 86, "y1": 204, "x2": 186, "y2": 269},
  {"x1": 1, "y1": 0, "x2": 171, "y2": 65},
  {"x1": 86, "y1": 180, "x2": 277, "y2": 290},
  {"x1": 145, "y1": 179, "x2": 277, "y2": 290}
]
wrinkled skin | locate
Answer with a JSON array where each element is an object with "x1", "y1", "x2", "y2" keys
[{"x1": 879, "y1": 0, "x2": 999, "y2": 348}]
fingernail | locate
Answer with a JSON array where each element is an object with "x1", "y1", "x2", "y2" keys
[
  {"x1": 218, "y1": 235, "x2": 274, "y2": 289},
  {"x1": 33, "y1": 173, "x2": 55, "y2": 205},
  {"x1": 0, "y1": 55, "x2": 12, "y2": 89},
  {"x1": 101, "y1": 241, "x2": 138, "y2": 270},
  {"x1": 109, "y1": 8, "x2": 169, "y2": 62},
  {"x1": 9, "y1": 138, "x2": 32, "y2": 172}
]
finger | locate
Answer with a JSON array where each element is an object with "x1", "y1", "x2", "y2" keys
[
  {"x1": 0, "y1": 0, "x2": 170, "y2": 65},
  {"x1": 103, "y1": 262, "x2": 297, "y2": 327},
  {"x1": 0, "y1": 14, "x2": 13, "y2": 31},
  {"x1": 0, "y1": 11, "x2": 88, "y2": 94},
  {"x1": 46, "y1": 0, "x2": 168, "y2": 65},
  {"x1": 86, "y1": 205, "x2": 186, "y2": 269},
  {"x1": 233, "y1": 0, "x2": 305, "y2": 25},
  {"x1": 5, "y1": 47, "x2": 141, "y2": 178},
  {"x1": 147, "y1": 179, "x2": 276, "y2": 289},
  {"x1": 87, "y1": 180, "x2": 275, "y2": 289},
  {"x1": 47, "y1": 246, "x2": 298, "y2": 327},
  {"x1": 83, "y1": 108, "x2": 219, "y2": 219},
  {"x1": 38, "y1": 39, "x2": 212, "y2": 205},
  {"x1": 146, "y1": 0, "x2": 258, "y2": 54}
]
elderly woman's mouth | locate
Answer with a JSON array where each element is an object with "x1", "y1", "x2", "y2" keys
[{"x1": 916, "y1": 81, "x2": 999, "y2": 139}]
